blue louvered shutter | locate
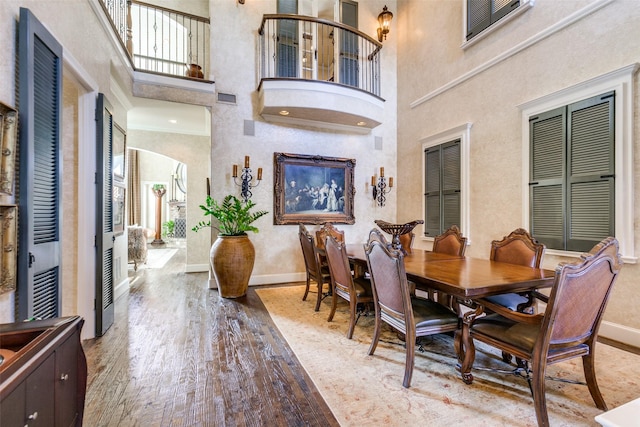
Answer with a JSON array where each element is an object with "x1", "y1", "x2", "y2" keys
[
  {"x1": 277, "y1": 0, "x2": 298, "y2": 78},
  {"x1": 467, "y1": 0, "x2": 520, "y2": 40},
  {"x1": 424, "y1": 140, "x2": 461, "y2": 237}
]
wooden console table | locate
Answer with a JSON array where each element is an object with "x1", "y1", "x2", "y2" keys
[{"x1": 0, "y1": 316, "x2": 87, "y2": 427}]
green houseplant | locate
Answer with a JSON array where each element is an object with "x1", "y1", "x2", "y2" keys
[{"x1": 192, "y1": 195, "x2": 268, "y2": 298}]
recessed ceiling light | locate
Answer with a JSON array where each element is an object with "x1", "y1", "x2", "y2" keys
[
  {"x1": 357, "y1": 121, "x2": 366, "y2": 126},
  {"x1": 169, "y1": 119, "x2": 178, "y2": 124},
  {"x1": 279, "y1": 110, "x2": 290, "y2": 116}
]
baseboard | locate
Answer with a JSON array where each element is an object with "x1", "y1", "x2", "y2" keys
[
  {"x1": 207, "y1": 272, "x2": 307, "y2": 290},
  {"x1": 114, "y1": 277, "x2": 130, "y2": 301},
  {"x1": 599, "y1": 321, "x2": 640, "y2": 349},
  {"x1": 185, "y1": 263, "x2": 209, "y2": 273}
]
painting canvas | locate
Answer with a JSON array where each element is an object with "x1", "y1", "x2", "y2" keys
[
  {"x1": 113, "y1": 182, "x2": 126, "y2": 234},
  {"x1": 112, "y1": 122, "x2": 126, "y2": 181},
  {"x1": 274, "y1": 152, "x2": 355, "y2": 225}
]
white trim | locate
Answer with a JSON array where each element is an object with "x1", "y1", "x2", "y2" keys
[
  {"x1": 200, "y1": 272, "x2": 307, "y2": 289},
  {"x1": 412, "y1": 0, "x2": 615, "y2": 109},
  {"x1": 519, "y1": 64, "x2": 639, "y2": 263},
  {"x1": 419, "y1": 123, "x2": 472, "y2": 244},
  {"x1": 599, "y1": 321, "x2": 640, "y2": 350},
  {"x1": 461, "y1": 0, "x2": 535, "y2": 50},
  {"x1": 185, "y1": 263, "x2": 209, "y2": 273},
  {"x1": 133, "y1": 71, "x2": 215, "y2": 93},
  {"x1": 114, "y1": 277, "x2": 130, "y2": 302},
  {"x1": 88, "y1": 0, "x2": 133, "y2": 79},
  {"x1": 62, "y1": 50, "x2": 99, "y2": 341}
]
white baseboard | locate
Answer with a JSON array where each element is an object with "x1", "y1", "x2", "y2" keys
[
  {"x1": 207, "y1": 272, "x2": 306, "y2": 290},
  {"x1": 599, "y1": 321, "x2": 640, "y2": 349},
  {"x1": 114, "y1": 277, "x2": 130, "y2": 301},
  {"x1": 185, "y1": 263, "x2": 209, "y2": 273}
]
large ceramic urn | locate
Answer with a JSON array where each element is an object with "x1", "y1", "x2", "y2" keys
[{"x1": 210, "y1": 234, "x2": 255, "y2": 298}]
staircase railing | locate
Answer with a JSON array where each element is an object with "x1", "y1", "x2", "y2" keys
[
  {"x1": 259, "y1": 14, "x2": 383, "y2": 97},
  {"x1": 99, "y1": 0, "x2": 210, "y2": 80}
]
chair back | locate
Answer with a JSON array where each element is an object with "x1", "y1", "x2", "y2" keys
[
  {"x1": 315, "y1": 223, "x2": 345, "y2": 252},
  {"x1": 324, "y1": 234, "x2": 352, "y2": 297},
  {"x1": 364, "y1": 229, "x2": 412, "y2": 331},
  {"x1": 432, "y1": 225, "x2": 467, "y2": 256},
  {"x1": 542, "y1": 237, "x2": 622, "y2": 347},
  {"x1": 490, "y1": 228, "x2": 545, "y2": 267},
  {"x1": 298, "y1": 224, "x2": 322, "y2": 281},
  {"x1": 398, "y1": 232, "x2": 415, "y2": 254}
]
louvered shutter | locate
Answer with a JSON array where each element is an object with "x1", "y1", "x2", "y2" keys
[
  {"x1": 566, "y1": 92, "x2": 614, "y2": 251},
  {"x1": 467, "y1": 0, "x2": 519, "y2": 40},
  {"x1": 442, "y1": 141, "x2": 461, "y2": 230},
  {"x1": 529, "y1": 107, "x2": 565, "y2": 250},
  {"x1": 277, "y1": 0, "x2": 298, "y2": 78},
  {"x1": 424, "y1": 147, "x2": 441, "y2": 237},
  {"x1": 17, "y1": 8, "x2": 63, "y2": 320}
]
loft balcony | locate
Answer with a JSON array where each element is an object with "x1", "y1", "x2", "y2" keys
[{"x1": 258, "y1": 15, "x2": 385, "y2": 134}]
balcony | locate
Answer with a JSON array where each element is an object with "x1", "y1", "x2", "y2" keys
[{"x1": 258, "y1": 15, "x2": 385, "y2": 134}]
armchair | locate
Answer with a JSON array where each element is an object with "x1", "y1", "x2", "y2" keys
[
  {"x1": 460, "y1": 237, "x2": 622, "y2": 427},
  {"x1": 298, "y1": 224, "x2": 331, "y2": 311}
]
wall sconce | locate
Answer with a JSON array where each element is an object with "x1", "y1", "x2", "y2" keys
[
  {"x1": 232, "y1": 156, "x2": 262, "y2": 203},
  {"x1": 377, "y1": 5, "x2": 393, "y2": 42},
  {"x1": 372, "y1": 167, "x2": 393, "y2": 207}
]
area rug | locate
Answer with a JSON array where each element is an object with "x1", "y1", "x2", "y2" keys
[
  {"x1": 144, "y1": 248, "x2": 178, "y2": 269},
  {"x1": 256, "y1": 285, "x2": 640, "y2": 426}
]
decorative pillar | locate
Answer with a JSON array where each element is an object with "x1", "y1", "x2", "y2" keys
[{"x1": 151, "y1": 185, "x2": 166, "y2": 245}]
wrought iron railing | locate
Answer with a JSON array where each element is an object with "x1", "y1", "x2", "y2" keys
[
  {"x1": 99, "y1": 0, "x2": 210, "y2": 80},
  {"x1": 259, "y1": 15, "x2": 383, "y2": 97}
]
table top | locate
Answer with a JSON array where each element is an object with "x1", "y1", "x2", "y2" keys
[{"x1": 345, "y1": 244, "x2": 556, "y2": 300}]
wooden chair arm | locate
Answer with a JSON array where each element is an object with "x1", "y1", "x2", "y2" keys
[{"x1": 477, "y1": 298, "x2": 544, "y2": 325}]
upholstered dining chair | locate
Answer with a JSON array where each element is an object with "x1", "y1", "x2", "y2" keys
[
  {"x1": 364, "y1": 229, "x2": 460, "y2": 388},
  {"x1": 432, "y1": 225, "x2": 467, "y2": 256},
  {"x1": 325, "y1": 234, "x2": 373, "y2": 339},
  {"x1": 463, "y1": 237, "x2": 622, "y2": 427},
  {"x1": 315, "y1": 222, "x2": 345, "y2": 268},
  {"x1": 298, "y1": 224, "x2": 331, "y2": 311},
  {"x1": 484, "y1": 228, "x2": 545, "y2": 313}
]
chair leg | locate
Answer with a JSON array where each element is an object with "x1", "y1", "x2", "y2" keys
[
  {"x1": 346, "y1": 298, "x2": 357, "y2": 339},
  {"x1": 403, "y1": 331, "x2": 415, "y2": 388},
  {"x1": 583, "y1": 352, "x2": 607, "y2": 410},
  {"x1": 327, "y1": 289, "x2": 338, "y2": 322},
  {"x1": 314, "y1": 280, "x2": 323, "y2": 311},
  {"x1": 302, "y1": 276, "x2": 310, "y2": 301},
  {"x1": 531, "y1": 362, "x2": 550, "y2": 427},
  {"x1": 368, "y1": 314, "x2": 382, "y2": 356}
]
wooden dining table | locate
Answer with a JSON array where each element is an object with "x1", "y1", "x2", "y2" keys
[{"x1": 344, "y1": 244, "x2": 556, "y2": 383}]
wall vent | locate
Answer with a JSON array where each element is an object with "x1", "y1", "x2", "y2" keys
[
  {"x1": 244, "y1": 120, "x2": 255, "y2": 136},
  {"x1": 375, "y1": 136, "x2": 383, "y2": 150},
  {"x1": 217, "y1": 92, "x2": 237, "y2": 104}
]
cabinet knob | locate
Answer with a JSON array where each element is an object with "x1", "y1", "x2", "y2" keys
[
  {"x1": 28, "y1": 411, "x2": 38, "y2": 420},
  {"x1": 60, "y1": 373, "x2": 69, "y2": 381}
]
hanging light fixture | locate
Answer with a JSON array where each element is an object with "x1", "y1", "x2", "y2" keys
[{"x1": 377, "y1": 5, "x2": 393, "y2": 42}]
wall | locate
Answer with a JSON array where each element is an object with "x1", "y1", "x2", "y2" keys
[{"x1": 396, "y1": 0, "x2": 640, "y2": 339}]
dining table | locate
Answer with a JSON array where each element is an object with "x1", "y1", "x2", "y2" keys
[{"x1": 344, "y1": 243, "x2": 556, "y2": 383}]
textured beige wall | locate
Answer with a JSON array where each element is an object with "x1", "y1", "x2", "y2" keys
[{"x1": 396, "y1": 0, "x2": 640, "y2": 329}]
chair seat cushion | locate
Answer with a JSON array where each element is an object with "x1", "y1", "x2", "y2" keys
[
  {"x1": 484, "y1": 293, "x2": 529, "y2": 311},
  {"x1": 353, "y1": 277, "x2": 373, "y2": 298},
  {"x1": 411, "y1": 297, "x2": 459, "y2": 328},
  {"x1": 472, "y1": 313, "x2": 539, "y2": 352}
]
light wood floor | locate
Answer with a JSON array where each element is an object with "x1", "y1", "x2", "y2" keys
[{"x1": 82, "y1": 244, "x2": 338, "y2": 427}]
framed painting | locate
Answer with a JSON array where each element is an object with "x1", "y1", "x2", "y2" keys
[
  {"x1": 112, "y1": 122, "x2": 126, "y2": 182},
  {"x1": 274, "y1": 152, "x2": 355, "y2": 225},
  {"x1": 113, "y1": 181, "x2": 126, "y2": 235},
  {"x1": 0, "y1": 102, "x2": 18, "y2": 203}
]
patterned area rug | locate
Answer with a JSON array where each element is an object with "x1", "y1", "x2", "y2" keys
[{"x1": 256, "y1": 285, "x2": 640, "y2": 426}]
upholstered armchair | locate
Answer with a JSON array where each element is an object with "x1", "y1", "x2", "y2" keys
[{"x1": 128, "y1": 226, "x2": 148, "y2": 271}]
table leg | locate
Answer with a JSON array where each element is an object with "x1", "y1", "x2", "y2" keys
[{"x1": 456, "y1": 304, "x2": 484, "y2": 384}]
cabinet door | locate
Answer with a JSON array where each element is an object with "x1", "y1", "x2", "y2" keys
[
  {"x1": 55, "y1": 333, "x2": 79, "y2": 427},
  {"x1": 0, "y1": 382, "x2": 26, "y2": 426},
  {"x1": 25, "y1": 353, "x2": 56, "y2": 426}
]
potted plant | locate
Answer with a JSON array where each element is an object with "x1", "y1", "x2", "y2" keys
[{"x1": 192, "y1": 195, "x2": 268, "y2": 298}]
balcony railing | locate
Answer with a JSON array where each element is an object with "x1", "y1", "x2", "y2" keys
[
  {"x1": 259, "y1": 15, "x2": 383, "y2": 97},
  {"x1": 99, "y1": 0, "x2": 210, "y2": 80}
]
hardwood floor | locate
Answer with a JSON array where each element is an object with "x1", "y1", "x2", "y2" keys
[{"x1": 82, "y1": 244, "x2": 338, "y2": 426}]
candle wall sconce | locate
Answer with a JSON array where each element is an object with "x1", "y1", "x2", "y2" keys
[
  {"x1": 371, "y1": 167, "x2": 393, "y2": 207},
  {"x1": 232, "y1": 155, "x2": 262, "y2": 203}
]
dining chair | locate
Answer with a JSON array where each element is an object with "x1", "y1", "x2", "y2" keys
[
  {"x1": 298, "y1": 224, "x2": 331, "y2": 311},
  {"x1": 364, "y1": 229, "x2": 460, "y2": 388},
  {"x1": 484, "y1": 228, "x2": 545, "y2": 313},
  {"x1": 315, "y1": 222, "x2": 345, "y2": 268},
  {"x1": 325, "y1": 234, "x2": 373, "y2": 339},
  {"x1": 429, "y1": 225, "x2": 468, "y2": 308},
  {"x1": 463, "y1": 237, "x2": 622, "y2": 427}
]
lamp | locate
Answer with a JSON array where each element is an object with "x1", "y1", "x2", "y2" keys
[
  {"x1": 232, "y1": 156, "x2": 262, "y2": 203},
  {"x1": 372, "y1": 167, "x2": 393, "y2": 207},
  {"x1": 377, "y1": 5, "x2": 393, "y2": 42}
]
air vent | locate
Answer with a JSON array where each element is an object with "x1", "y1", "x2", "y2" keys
[
  {"x1": 217, "y1": 92, "x2": 237, "y2": 104},
  {"x1": 244, "y1": 120, "x2": 255, "y2": 136}
]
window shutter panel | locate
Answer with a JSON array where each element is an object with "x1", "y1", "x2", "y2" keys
[
  {"x1": 277, "y1": 0, "x2": 298, "y2": 78},
  {"x1": 424, "y1": 148, "x2": 441, "y2": 236},
  {"x1": 529, "y1": 108, "x2": 564, "y2": 250},
  {"x1": 566, "y1": 92, "x2": 614, "y2": 251},
  {"x1": 442, "y1": 141, "x2": 461, "y2": 229},
  {"x1": 467, "y1": 0, "x2": 490, "y2": 39},
  {"x1": 492, "y1": 0, "x2": 519, "y2": 22}
]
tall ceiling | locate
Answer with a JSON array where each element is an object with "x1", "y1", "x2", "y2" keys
[{"x1": 127, "y1": 97, "x2": 210, "y2": 137}]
